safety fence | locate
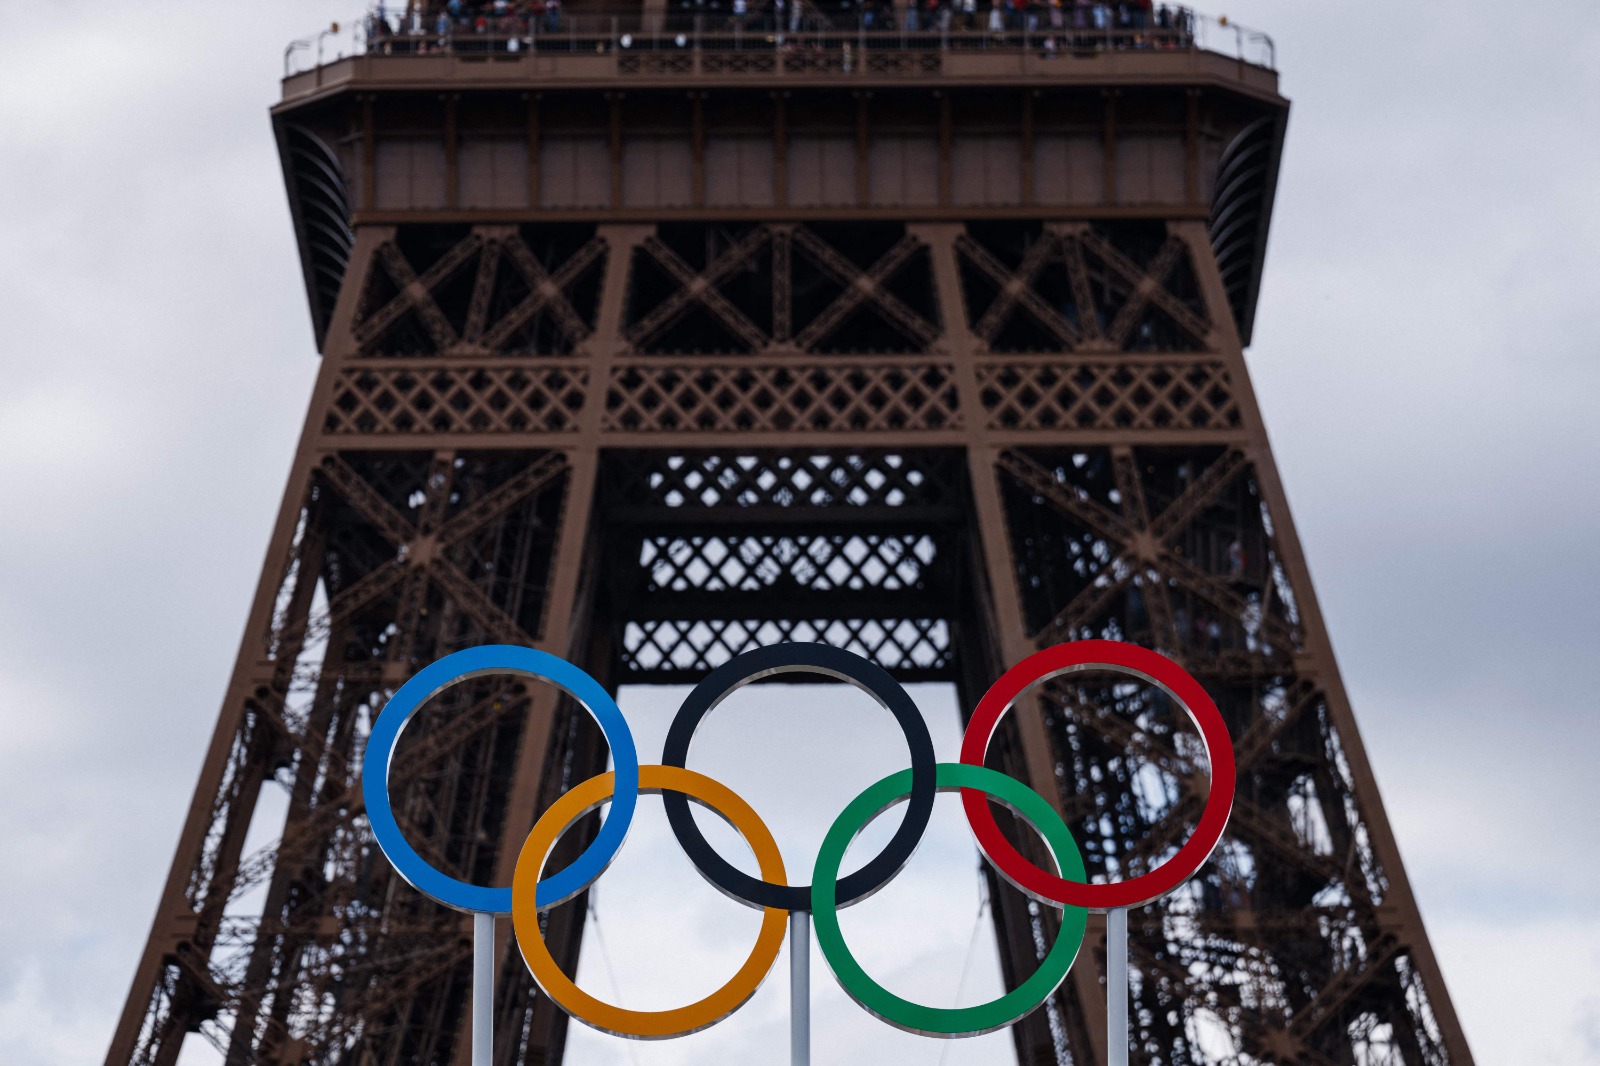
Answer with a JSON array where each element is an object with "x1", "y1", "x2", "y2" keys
[{"x1": 285, "y1": 5, "x2": 1274, "y2": 76}]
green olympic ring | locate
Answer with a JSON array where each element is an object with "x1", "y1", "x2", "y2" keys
[{"x1": 811, "y1": 762, "x2": 1089, "y2": 1037}]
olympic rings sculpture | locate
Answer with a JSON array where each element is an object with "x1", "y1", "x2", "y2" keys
[{"x1": 363, "y1": 639, "x2": 1235, "y2": 1042}]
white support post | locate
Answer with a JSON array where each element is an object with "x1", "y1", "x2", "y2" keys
[
  {"x1": 474, "y1": 912, "x2": 494, "y2": 1066},
  {"x1": 790, "y1": 911, "x2": 811, "y2": 1066},
  {"x1": 1108, "y1": 907, "x2": 1128, "y2": 1066}
]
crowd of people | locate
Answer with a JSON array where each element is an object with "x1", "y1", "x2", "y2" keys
[
  {"x1": 665, "y1": 0, "x2": 1196, "y2": 37},
  {"x1": 365, "y1": 0, "x2": 1198, "y2": 50}
]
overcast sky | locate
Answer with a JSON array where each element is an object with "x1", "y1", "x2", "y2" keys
[{"x1": 1, "y1": 1, "x2": 1597, "y2": 1064}]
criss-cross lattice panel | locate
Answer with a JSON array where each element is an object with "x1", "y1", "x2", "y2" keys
[
  {"x1": 600, "y1": 449, "x2": 962, "y2": 511},
  {"x1": 783, "y1": 51, "x2": 853, "y2": 75},
  {"x1": 324, "y1": 366, "x2": 588, "y2": 436},
  {"x1": 351, "y1": 225, "x2": 607, "y2": 357},
  {"x1": 699, "y1": 52, "x2": 780, "y2": 75},
  {"x1": 977, "y1": 359, "x2": 1240, "y2": 431},
  {"x1": 955, "y1": 221, "x2": 1210, "y2": 353},
  {"x1": 864, "y1": 51, "x2": 943, "y2": 74},
  {"x1": 639, "y1": 533, "x2": 938, "y2": 594},
  {"x1": 605, "y1": 449, "x2": 963, "y2": 683},
  {"x1": 298, "y1": 451, "x2": 570, "y2": 666},
  {"x1": 621, "y1": 618, "x2": 953, "y2": 681},
  {"x1": 996, "y1": 445, "x2": 1302, "y2": 666},
  {"x1": 618, "y1": 51, "x2": 695, "y2": 75},
  {"x1": 622, "y1": 222, "x2": 941, "y2": 355},
  {"x1": 602, "y1": 363, "x2": 960, "y2": 433}
]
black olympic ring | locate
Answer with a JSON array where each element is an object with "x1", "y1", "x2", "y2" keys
[{"x1": 660, "y1": 643, "x2": 937, "y2": 912}]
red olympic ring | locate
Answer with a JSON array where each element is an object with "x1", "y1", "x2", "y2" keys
[{"x1": 959, "y1": 641, "x2": 1235, "y2": 911}]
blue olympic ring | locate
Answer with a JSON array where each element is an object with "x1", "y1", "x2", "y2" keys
[{"x1": 361, "y1": 645, "x2": 639, "y2": 914}]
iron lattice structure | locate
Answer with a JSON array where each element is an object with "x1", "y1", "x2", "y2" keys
[{"x1": 111, "y1": 18, "x2": 1474, "y2": 1066}]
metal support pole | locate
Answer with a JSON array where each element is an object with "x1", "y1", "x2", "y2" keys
[
  {"x1": 474, "y1": 912, "x2": 494, "y2": 1066},
  {"x1": 790, "y1": 910, "x2": 811, "y2": 1066},
  {"x1": 1107, "y1": 908, "x2": 1127, "y2": 1066}
]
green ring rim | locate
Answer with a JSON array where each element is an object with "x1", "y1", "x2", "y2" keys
[{"x1": 810, "y1": 762, "x2": 1089, "y2": 1038}]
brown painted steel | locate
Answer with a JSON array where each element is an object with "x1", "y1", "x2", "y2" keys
[{"x1": 109, "y1": 21, "x2": 1473, "y2": 1066}]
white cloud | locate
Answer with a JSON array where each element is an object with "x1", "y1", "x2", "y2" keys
[
  {"x1": 1428, "y1": 912, "x2": 1600, "y2": 1066},
  {"x1": 0, "y1": 382, "x2": 140, "y2": 534},
  {"x1": 0, "y1": 957, "x2": 119, "y2": 1064}
]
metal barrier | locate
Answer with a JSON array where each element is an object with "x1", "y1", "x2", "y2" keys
[{"x1": 285, "y1": 5, "x2": 1274, "y2": 77}]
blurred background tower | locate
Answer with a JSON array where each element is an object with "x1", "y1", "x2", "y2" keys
[{"x1": 109, "y1": 4, "x2": 1474, "y2": 1064}]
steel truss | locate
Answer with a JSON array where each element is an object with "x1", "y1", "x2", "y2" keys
[{"x1": 111, "y1": 57, "x2": 1472, "y2": 1066}]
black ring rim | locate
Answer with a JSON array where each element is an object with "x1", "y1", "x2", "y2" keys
[{"x1": 660, "y1": 643, "x2": 937, "y2": 912}]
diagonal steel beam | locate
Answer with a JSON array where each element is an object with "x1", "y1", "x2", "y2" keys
[
  {"x1": 271, "y1": 557, "x2": 408, "y2": 658},
  {"x1": 1228, "y1": 796, "x2": 1357, "y2": 896},
  {"x1": 1062, "y1": 235, "x2": 1105, "y2": 346},
  {"x1": 970, "y1": 231, "x2": 1060, "y2": 343},
  {"x1": 1112, "y1": 449, "x2": 1179, "y2": 648},
  {"x1": 626, "y1": 230, "x2": 771, "y2": 351},
  {"x1": 429, "y1": 556, "x2": 536, "y2": 645},
  {"x1": 436, "y1": 452, "x2": 567, "y2": 547},
  {"x1": 628, "y1": 228, "x2": 773, "y2": 345},
  {"x1": 999, "y1": 449, "x2": 1132, "y2": 545},
  {"x1": 1148, "y1": 447, "x2": 1249, "y2": 543},
  {"x1": 1080, "y1": 231, "x2": 1209, "y2": 346},
  {"x1": 352, "y1": 235, "x2": 477, "y2": 348},
  {"x1": 461, "y1": 237, "x2": 502, "y2": 345},
  {"x1": 954, "y1": 233, "x2": 1081, "y2": 349},
  {"x1": 1103, "y1": 236, "x2": 1186, "y2": 347},
  {"x1": 1038, "y1": 562, "x2": 1135, "y2": 642},
  {"x1": 771, "y1": 226, "x2": 792, "y2": 343},
  {"x1": 316, "y1": 455, "x2": 417, "y2": 548},
  {"x1": 366, "y1": 237, "x2": 477, "y2": 352},
  {"x1": 792, "y1": 228, "x2": 938, "y2": 350},
  {"x1": 489, "y1": 233, "x2": 604, "y2": 349},
  {"x1": 1162, "y1": 551, "x2": 1300, "y2": 653},
  {"x1": 1288, "y1": 934, "x2": 1402, "y2": 1042}
]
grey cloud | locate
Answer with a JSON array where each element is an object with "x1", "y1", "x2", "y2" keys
[{"x1": 2, "y1": 0, "x2": 1597, "y2": 1063}]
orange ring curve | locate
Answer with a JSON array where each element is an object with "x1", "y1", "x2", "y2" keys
[{"x1": 510, "y1": 764, "x2": 790, "y2": 1039}]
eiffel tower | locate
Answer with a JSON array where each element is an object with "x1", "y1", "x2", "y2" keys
[{"x1": 109, "y1": 7, "x2": 1474, "y2": 1065}]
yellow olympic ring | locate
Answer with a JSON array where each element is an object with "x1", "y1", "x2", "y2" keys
[{"x1": 510, "y1": 764, "x2": 789, "y2": 1039}]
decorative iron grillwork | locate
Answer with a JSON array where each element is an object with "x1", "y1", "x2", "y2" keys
[
  {"x1": 620, "y1": 617, "x2": 954, "y2": 680},
  {"x1": 326, "y1": 367, "x2": 588, "y2": 436},
  {"x1": 604, "y1": 362, "x2": 959, "y2": 433},
  {"x1": 978, "y1": 358, "x2": 1240, "y2": 431}
]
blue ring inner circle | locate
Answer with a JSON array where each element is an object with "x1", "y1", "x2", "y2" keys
[{"x1": 361, "y1": 645, "x2": 638, "y2": 914}]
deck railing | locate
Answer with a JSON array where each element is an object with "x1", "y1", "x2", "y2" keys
[{"x1": 285, "y1": 5, "x2": 1274, "y2": 77}]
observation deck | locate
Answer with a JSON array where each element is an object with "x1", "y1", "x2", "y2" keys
[
  {"x1": 283, "y1": 9, "x2": 1276, "y2": 96},
  {"x1": 275, "y1": 5, "x2": 1285, "y2": 345}
]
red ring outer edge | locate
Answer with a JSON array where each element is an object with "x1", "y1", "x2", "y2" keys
[{"x1": 959, "y1": 641, "x2": 1236, "y2": 911}]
